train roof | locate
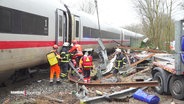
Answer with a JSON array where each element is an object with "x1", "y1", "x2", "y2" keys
[
  {"x1": 0, "y1": 0, "x2": 66, "y2": 17},
  {"x1": 122, "y1": 29, "x2": 144, "y2": 38},
  {"x1": 69, "y1": 8, "x2": 121, "y2": 34},
  {"x1": 1, "y1": 0, "x2": 145, "y2": 39},
  {"x1": 69, "y1": 7, "x2": 145, "y2": 38}
]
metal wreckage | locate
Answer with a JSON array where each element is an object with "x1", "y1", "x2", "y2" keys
[{"x1": 67, "y1": 38, "x2": 160, "y2": 103}]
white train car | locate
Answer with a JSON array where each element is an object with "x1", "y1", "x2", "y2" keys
[
  {"x1": 0, "y1": 0, "x2": 144, "y2": 83},
  {"x1": 74, "y1": 11, "x2": 122, "y2": 50}
]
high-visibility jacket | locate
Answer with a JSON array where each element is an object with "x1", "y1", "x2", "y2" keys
[
  {"x1": 81, "y1": 55, "x2": 93, "y2": 70},
  {"x1": 51, "y1": 50, "x2": 61, "y2": 59},
  {"x1": 115, "y1": 53, "x2": 126, "y2": 69},
  {"x1": 47, "y1": 50, "x2": 60, "y2": 66},
  {"x1": 60, "y1": 52, "x2": 70, "y2": 62},
  {"x1": 69, "y1": 44, "x2": 83, "y2": 56},
  {"x1": 60, "y1": 46, "x2": 70, "y2": 62}
]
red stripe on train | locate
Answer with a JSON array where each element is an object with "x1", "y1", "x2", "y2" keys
[
  {"x1": 0, "y1": 40, "x2": 125, "y2": 49},
  {"x1": 0, "y1": 41, "x2": 56, "y2": 49},
  {"x1": 0, "y1": 41, "x2": 105, "y2": 49}
]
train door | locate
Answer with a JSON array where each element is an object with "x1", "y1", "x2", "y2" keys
[
  {"x1": 121, "y1": 29, "x2": 124, "y2": 45},
  {"x1": 56, "y1": 9, "x2": 68, "y2": 45},
  {"x1": 73, "y1": 16, "x2": 81, "y2": 41}
]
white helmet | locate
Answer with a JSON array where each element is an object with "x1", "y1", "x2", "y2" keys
[
  {"x1": 84, "y1": 51, "x2": 89, "y2": 56},
  {"x1": 116, "y1": 48, "x2": 121, "y2": 53},
  {"x1": 63, "y1": 42, "x2": 69, "y2": 46}
]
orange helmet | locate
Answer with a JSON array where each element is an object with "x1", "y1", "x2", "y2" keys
[
  {"x1": 53, "y1": 44, "x2": 58, "y2": 49},
  {"x1": 72, "y1": 40, "x2": 77, "y2": 44}
]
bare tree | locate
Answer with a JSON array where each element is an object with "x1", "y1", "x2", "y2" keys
[
  {"x1": 61, "y1": 0, "x2": 95, "y2": 15},
  {"x1": 123, "y1": 24, "x2": 144, "y2": 34},
  {"x1": 79, "y1": 0, "x2": 95, "y2": 14},
  {"x1": 182, "y1": 1, "x2": 184, "y2": 9},
  {"x1": 132, "y1": 0, "x2": 178, "y2": 51},
  {"x1": 123, "y1": 24, "x2": 145, "y2": 47}
]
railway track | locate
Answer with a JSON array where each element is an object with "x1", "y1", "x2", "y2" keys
[
  {"x1": 68, "y1": 70, "x2": 158, "y2": 87},
  {"x1": 68, "y1": 76, "x2": 158, "y2": 87}
]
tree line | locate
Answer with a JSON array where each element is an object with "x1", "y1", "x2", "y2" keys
[{"x1": 64, "y1": 0, "x2": 184, "y2": 52}]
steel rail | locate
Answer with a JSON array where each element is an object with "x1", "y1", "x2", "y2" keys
[{"x1": 68, "y1": 73, "x2": 158, "y2": 87}]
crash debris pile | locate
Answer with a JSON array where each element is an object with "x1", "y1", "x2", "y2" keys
[{"x1": 1, "y1": 45, "x2": 169, "y2": 104}]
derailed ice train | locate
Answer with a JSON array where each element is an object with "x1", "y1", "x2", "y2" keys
[{"x1": 0, "y1": 0, "x2": 144, "y2": 83}]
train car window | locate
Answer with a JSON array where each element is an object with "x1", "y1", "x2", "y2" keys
[
  {"x1": 59, "y1": 15, "x2": 62, "y2": 37},
  {"x1": 101, "y1": 31, "x2": 106, "y2": 38},
  {"x1": 91, "y1": 28, "x2": 99, "y2": 38},
  {"x1": 83, "y1": 26, "x2": 120, "y2": 39},
  {"x1": 12, "y1": 11, "x2": 21, "y2": 33},
  {"x1": 63, "y1": 12, "x2": 67, "y2": 41},
  {"x1": 0, "y1": 7, "x2": 11, "y2": 33},
  {"x1": 0, "y1": 6, "x2": 48, "y2": 35},
  {"x1": 124, "y1": 35, "x2": 130, "y2": 40},
  {"x1": 83, "y1": 26, "x2": 91, "y2": 38},
  {"x1": 35, "y1": 16, "x2": 48, "y2": 35},
  {"x1": 22, "y1": 13, "x2": 35, "y2": 34},
  {"x1": 75, "y1": 20, "x2": 79, "y2": 37},
  {"x1": 101, "y1": 30, "x2": 120, "y2": 39}
]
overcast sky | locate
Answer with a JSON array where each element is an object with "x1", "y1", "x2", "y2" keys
[{"x1": 61, "y1": 0, "x2": 140, "y2": 27}]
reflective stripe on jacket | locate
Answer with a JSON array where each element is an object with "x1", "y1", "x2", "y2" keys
[
  {"x1": 115, "y1": 53, "x2": 126, "y2": 69},
  {"x1": 60, "y1": 52, "x2": 70, "y2": 62},
  {"x1": 82, "y1": 55, "x2": 93, "y2": 69}
]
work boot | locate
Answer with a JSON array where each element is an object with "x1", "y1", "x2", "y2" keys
[
  {"x1": 49, "y1": 82, "x2": 53, "y2": 86},
  {"x1": 56, "y1": 81, "x2": 61, "y2": 84},
  {"x1": 60, "y1": 73, "x2": 67, "y2": 78},
  {"x1": 113, "y1": 68, "x2": 119, "y2": 75}
]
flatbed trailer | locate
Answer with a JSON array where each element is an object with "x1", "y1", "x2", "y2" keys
[{"x1": 151, "y1": 20, "x2": 184, "y2": 100}]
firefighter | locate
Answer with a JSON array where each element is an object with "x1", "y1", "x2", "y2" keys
[
  {"x1": 47, "y1": 44, "x2": 61, "y2": 85},
  {"x1": 68, "y1": 40, "x2": 83, "y2": 67},
  {"x1": 113, "y1": 48, "x2": 126, "y2": 75},
  {"x1": 60, "y1": 42, "x2": 70, "y2": 78},
  {"x1": 79, "y1": 51, "x2": 93, "y2": 83}
]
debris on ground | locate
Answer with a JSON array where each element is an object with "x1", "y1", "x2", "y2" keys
[{"x1": 1, "y1": 47, "x2": 184, "y2": 104}]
